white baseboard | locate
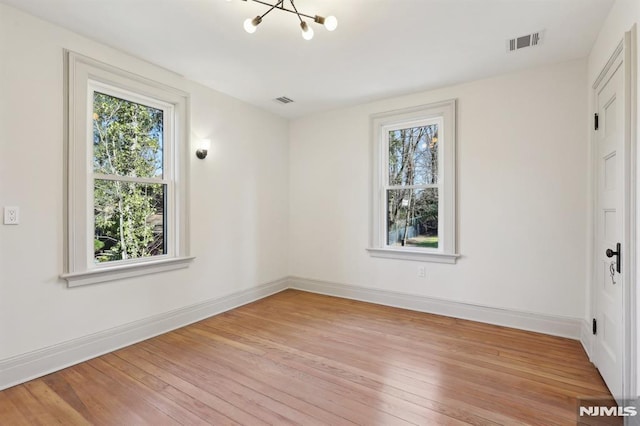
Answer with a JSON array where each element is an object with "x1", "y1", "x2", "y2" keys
[
  {"x1": 288, "y1": 276, "x2": 583, "y2": 340},
  {"x1": 0, "y1": 278, "x2": 288, "y2": 391}
]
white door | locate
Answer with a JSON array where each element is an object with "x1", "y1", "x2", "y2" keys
[{"x1": 593, "y1": 52, "x2": 625, "y2": 399}]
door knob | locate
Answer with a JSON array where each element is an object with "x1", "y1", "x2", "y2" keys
[{"x1": 606, "y1": 242, "x2": 621, "y2": 273}]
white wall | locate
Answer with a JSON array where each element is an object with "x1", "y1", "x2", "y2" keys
[
  {"x1": 586, "y1": 0, "x2": 640, "y2": 396},
  {"x1": 0, "y1": 4, "x2": 289, "y2": 361},
  {"x1": 289, "y1": 59, "x2": 588, "y2": 319}
]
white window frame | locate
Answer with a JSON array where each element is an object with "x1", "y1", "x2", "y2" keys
[
  {"x1": 61, "y1": 51, "x2": 192, "y2": 287},
  {"x1": 367, "y1": 100, "x2": 459, "y2": 264}
]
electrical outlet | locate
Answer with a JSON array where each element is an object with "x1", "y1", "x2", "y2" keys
[
  {"x1": 417, "y1": 266, "x2": 426, "y2": 278},
  {"x1": 4, "y1": 206, "x2": 19, "y2": 225}
]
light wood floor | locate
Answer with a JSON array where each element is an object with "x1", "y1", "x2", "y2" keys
[{"x1": 0, "y1": 290, "x2": 613, "y2": 425}]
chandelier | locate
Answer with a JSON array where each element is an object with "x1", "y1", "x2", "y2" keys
[{"x1": 232, "y1": 0, "x2": 338, "y2": 40}]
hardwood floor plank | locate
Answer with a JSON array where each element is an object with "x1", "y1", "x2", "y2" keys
[
  {"x1": 62, "y1": 363, "x2": 176, "y2": 425},
  {"x1": 137, "y1": 339, "x2": 340, "y2": 426},
  {"x1": 251, "y1": 293, "x2": 591, "y2": 371},
  {"x1": 213, "y1": 310, "x2": 599, "y2": 410},
  {"x1": 99, "y1": 352, "x2": 240, "y2": 425},
  {"x1": 231, "y1": 306, "x2": 597, "y2": 386},
  {"x1": 2, "y1": 383, "x2": 74, "y2": 425},
  {"x1": 0, "y1": 387, "x2": 39, "y2": 426},
  {"x1": 258, "y1": 294, "x2": 597, "y2": 373},
  {"x1": 272, "y1": 292, "x2": 585, "y2": 355},
  {"x1": 172, "y1": 325, "x2": 506, "y2": 425},
  {"x1": 0, "y1": 289, "x2": 614, "y2": 425},
  {"x1": 21, "y1": 380, "x2": 91, "y2": 425},
  {"x1": 87, "y1": 357, "x2": 212, "y2": 426},
  {"x1": 146, "y1": 332, "x2": 361, "y2": 426},
  {"x1": 115, "y1": 347, "x2": 266, "y2": 425},
  {"x1": 167, "y1": 327, "x2": 468, "y2": 425},
  {"x1": 198, "y1": 313, "x2": 567, "y2": 426}
]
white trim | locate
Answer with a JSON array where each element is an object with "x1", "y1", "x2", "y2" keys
[
  {"x1": 61, "y1": 256, "x2": 195, "y2": 287},
  {"x1": 593, "y1": 40, "x2": 625, "y2": 90},
  {"x1": 0, "y1": 278, "x2": 288, "y2": 391},
  {"x1": 623, "y1": 24, "x2": 638, "y2": 406},
  {"x1": 288, "y1": 276, "x2": 582, "y2": 339},
  {"x1": 92, "y1": 173, "x2": 168, "y2": 185},
  {"x1": 366, "y1": 247, "x2": 459, "y2": 263}
]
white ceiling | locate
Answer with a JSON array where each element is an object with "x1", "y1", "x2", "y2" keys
[{"x1": 2, "y1": 0, "x2": 614, "y2": 118}]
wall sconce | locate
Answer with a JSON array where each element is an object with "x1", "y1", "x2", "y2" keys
[{"x1": 196, "y1": 139, "x2": 210, "y2": 159}]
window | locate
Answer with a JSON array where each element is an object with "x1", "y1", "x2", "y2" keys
[
  {"x1": 368, "y1": 100, "x2": 458, "y2": 263},
  {"x1": 62, "y1": 52, "x2": 192, "y2": 286}
]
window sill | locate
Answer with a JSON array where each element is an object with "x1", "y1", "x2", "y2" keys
[
  {"x1": 366, "y1": 248, "x2": 459, "y2": 264},
  {"x1": 61, "y1": 256, "x2": 195, "y2": 287}
]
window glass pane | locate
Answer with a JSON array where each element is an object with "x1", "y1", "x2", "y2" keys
[
  {"x1": 388, "y1": 124, "x2": 438, "y2": 186},
  {"x1": 93, "y1": 92, "x2": 164, "y2": 178},
  {"x1": 386, "y1": 188, "x2": 438, "y2": 248},
  {"x1": 94, "y1": 179, "x2": 166, "y2": 263}
]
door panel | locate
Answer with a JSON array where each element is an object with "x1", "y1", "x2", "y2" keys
[{"x1": 593, "y1": 58, "x2": 624, "y2": 399}]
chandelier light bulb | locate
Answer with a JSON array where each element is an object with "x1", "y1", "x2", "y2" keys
[
  {"x1": 244, "y1": 16, "x2": 261, "y2": 34},
  {"x1": 323, "y1": 15, "x2": 338, "y2": 31},
  {"x1": 243, "y1": 18, "x2": 256, "y2": 33},
  {"x1": 300, "y1": 21, "x2": 314, "y2": 40},
  {"x1": 238, "y1": 2, "x2": 336, "y2": 41}
]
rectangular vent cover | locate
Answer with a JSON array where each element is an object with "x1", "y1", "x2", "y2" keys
[
  {"x1": 507, "y1": 31, "x2": 543, "y2": 52},
  {"x1": 274, "y1": 96, "x2": 294, "y2": 104}
]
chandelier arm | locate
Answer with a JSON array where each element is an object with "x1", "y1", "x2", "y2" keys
[
  {"x1": 248, "y1": 0, "x2": 315, "y2": 20},
  {"x1": 254, "y1": 0, "x2": 285, "y2": 19},
  {"x1": 288, "y1": 0, "x2": 305, "y2": 23}
]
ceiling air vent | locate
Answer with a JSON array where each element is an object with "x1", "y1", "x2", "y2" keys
[
  {"x1": 507, "y1": 31, "x2": 543, "y2": 52},
  {"x1": 274, "y1": 96, "x2": 294, "y2": 104}
]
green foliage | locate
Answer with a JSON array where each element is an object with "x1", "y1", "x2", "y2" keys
[
  {"x1": 93, "y1": 92, "x2": 165, "y2": 263},
  {"x1": 94, "y1": 239, "x2": 105, "y2": 252},
  {"x1": 412, "y1": 236, "x2": 439, "y2": 248}
]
